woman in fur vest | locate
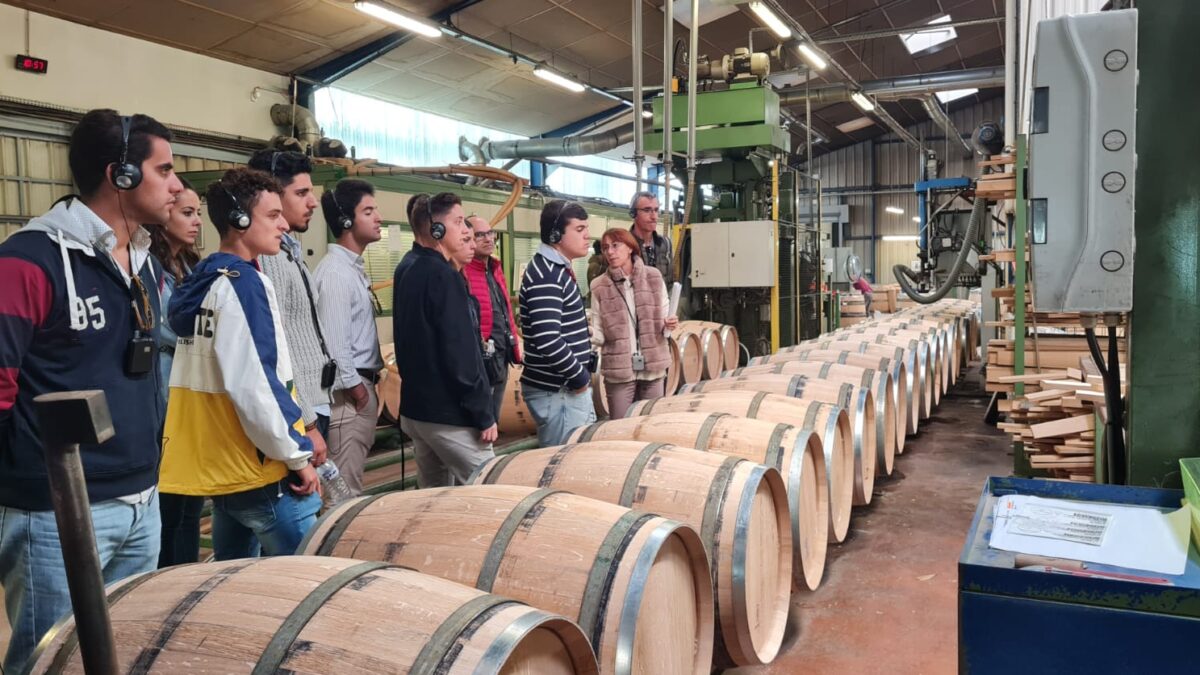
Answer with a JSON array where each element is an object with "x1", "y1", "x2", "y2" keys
[{"x1": 589, "y1": 228, "x2": 678, "y2": 419}]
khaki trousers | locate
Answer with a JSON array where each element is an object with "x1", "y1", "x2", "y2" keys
[
  {"x1": 604, "y1": 377, "x2": 666, "y2": 421},
  {"x1": 326, "y1": 378, "x2": 379, "y2": 497},
  {"x1": 400, "y1": 416, "x2": 495, "y2": 488}
]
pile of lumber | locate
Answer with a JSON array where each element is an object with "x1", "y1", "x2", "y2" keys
[
  {"x1": 873, "y1": 284, "x2": 900, "y2": 313},
  {"x1": 984, "y1": 287, "x2": 1125, "y2": 393},
  {"x1": 974, "y1": 155, "x2": 1016, "y2": 200},
  {"x1": 995, "y1": 359, "x2": 1125, "y2": 483}
]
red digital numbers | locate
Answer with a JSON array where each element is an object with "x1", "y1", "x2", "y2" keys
[{"x1": 15, "y1": 55, "x2": 48, "y2": 74}]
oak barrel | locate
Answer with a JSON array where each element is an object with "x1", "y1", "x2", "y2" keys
[
  {"x1": 664, "y1": 336, "x2": 683, "y2": 395},
  {"x1": 499, "y1": 365, "x2": 538, "y2": 435},
  {"x1": 299, "y1": 485, "x2": 713, "y2": 675},
  {"x1": 626, "y1": 392, "x2": 854, "y2": 543},
  {"x1": 567, "y1": 412, "x2": 829, "y2": 591},
  {"x1": 28, "y1": 556, "x2": 598, "y2": 675},
  {"x1": 679, "y1": 375, "x2": 876, "y2": 506},
  {"x1": 672, "y1": 332, "x2": 704, "y2": 385},
  {"x1": 727, "y1": 360, "x2": 901, "y2": 471},
  {"x1": 680, "y1": 321, "x2": 740, "y2": 371},
  {"x1": 473, "y1": 442, "x2": 790, "y2": 666},
  {"x1": 673, "y1": 325, "x2": 723, "y2": 379},
  {"x1": 791, "y1": 337, "x2": 933, "y2": 422},
  {"x1": 377, "y1": 343, "x2": 401, "y2": 425},
  {"x1": 756, "y1": 345, "x2": 919, "y2": 436}
]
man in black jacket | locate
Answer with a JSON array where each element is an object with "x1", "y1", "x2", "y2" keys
[{"x1": 392, "y1": 192, "x2": 497, "y2": 487}]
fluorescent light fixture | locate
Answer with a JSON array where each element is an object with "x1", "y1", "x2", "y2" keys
[
  {"x1": 796, "y1": 43, "x2": 827, "y2": 70},
  {"x1": 749, "y1": 2, "x2": 792, "y2": 39},
  {"x1": 534, "y1": 67, "x2": 586, "y2": 93},
  {"x1": 912, "y1": 216, "x2": 921, "y2": 222},
  {"x1": 354, "y1": 1, "x2": 442, "y2": 38},
  {"x1": 885, "y1": 206, "x2": 905, "y2": 215},
  {"x1": 835, "y1": 116, "x2": 875, "y2": 134},
  {"x1": 935, "y1": 87, "x2": 978, "y2": 104},
  {"x1": 883, "y1": 235, "x2": 920, "y2": 242},
  {"x1": 901, "y1": 14, "x2": 956, "y2": 55},
  {"x1": 850, "y1": 91, "x2": 875, "y2": 112}
]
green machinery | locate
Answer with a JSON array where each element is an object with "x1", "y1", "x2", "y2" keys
[{"x1": 645, "y1": 81, "x2": 823, "y2": 355}]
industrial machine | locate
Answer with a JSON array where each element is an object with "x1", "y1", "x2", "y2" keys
[
  {"x1": 644, "y1": 55, "x2": 822, "y2": 356},
  {"x1": 1028, "y1": 10, "x2": 1137, "y2": 314}
]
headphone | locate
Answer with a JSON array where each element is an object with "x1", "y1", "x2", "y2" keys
[
  {"x1": 219, "y1": 182, "x2": 251, "y2": 230},
  {"x1": 548, "y1": 200, "x2": 572, "y2": 244},
  {"x1": 425, "y1": 195, "x2": 446, "y2": 240},
  {"x1": 628, "y1": 191, "x2": 656, "y2": 218},
  {"x1": 110, "y1": 116, "x2": 143, "y2": 191},
  {"x1": 330, "y1": 190, "x2": 353, "y2": 236}
]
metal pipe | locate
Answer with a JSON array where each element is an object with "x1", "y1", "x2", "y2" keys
[
  {"x1": 632, "y1": 0, "x2": 645, "y2": 190},
  {"x1": 1005, "y1": 0, "x2": 1016, "y2": 142},
  {"x1": 478, "y1": 126, "x2": 635, "y2": 160},
  {"x1": 539, "y1": 157, "x2": 670, "y2": 188},
  {"x1": 662, "y1": 0, "x2": 673, "y2": 230},
  {"x1": 35, "y1": 391, "x2": 120, "y2": 675},
  {"x1": 684, "y1": 0, "x2": 699, "y2": 221},
  {"x1": 920, "y1": 95, "x2": 973, "y2": 156},
  {"x1": 815, "y1": 17, "x2": 1004, "y2": 44},
  {"x1": 777, "y1": 66, "x2": 1006, "y2": 105}
]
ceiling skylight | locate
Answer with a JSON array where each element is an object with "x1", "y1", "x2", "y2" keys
[
  {"x1": 901, "y1": 15, "x2": 956, "y2": 55},
  {"x1": 936, "y1": 88, "x2": 978, "y2": 104}
]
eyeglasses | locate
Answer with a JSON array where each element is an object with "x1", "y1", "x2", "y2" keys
[
  {"x1": 129, "y1": 275, "x2": 156, "y2": 332},
  {"x1": 474, "y1": 231, "x2": 498, "y2": 240},
  {"x1": 634, "y1": 206, "x2": 658, "y2": 215}
]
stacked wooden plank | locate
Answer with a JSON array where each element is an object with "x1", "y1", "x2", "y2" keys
[
  {"x1": 995, "y1": 360, "x2": 1125, "y2": 482},
  {"x1": 840, "y1": 292, "x2": 867, "y2": 326},
  {"x1": 974, "y1": 155, "x2": 1016, "y2": 200},
  {"x1": 984, "y1": 287, "x2": 1125, "y2": 393}
]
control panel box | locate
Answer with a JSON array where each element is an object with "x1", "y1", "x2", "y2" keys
[
  {"x1": 1029, "y1": 9, "x2": 1137, "y2": 312},
  {"x1": 690, "y1": 220, "x2": 775, "y2": 288}
]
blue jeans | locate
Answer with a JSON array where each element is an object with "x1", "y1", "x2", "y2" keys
[
  {"x1": 210, "y1": 481, "x2": 321, "y2": 560},
  {"x1": 0, "y1": 492, "x2": 160, "y2": 675},
  {"x1": 523, "y1": 386, "x2": 597, "y2": 447}
]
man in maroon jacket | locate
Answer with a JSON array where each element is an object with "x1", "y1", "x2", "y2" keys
[{"x1": 464, "y1": 215, "x2": 522, "y2": 420}]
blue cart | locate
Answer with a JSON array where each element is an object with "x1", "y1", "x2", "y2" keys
[{"x1": 959, "y1": 476, "x2": 1200, "y2": 673}]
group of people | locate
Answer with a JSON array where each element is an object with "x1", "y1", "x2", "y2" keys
[{"x1": 0, "y1": 109, "x2": 681, "y2": 673}]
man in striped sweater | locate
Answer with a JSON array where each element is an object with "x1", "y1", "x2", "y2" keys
[{"x1": 518, "y1": 200, "x2": 597, "y2": 446}]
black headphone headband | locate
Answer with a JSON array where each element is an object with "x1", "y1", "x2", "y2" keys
[
  {"x1": 331, "y1": 188, "x2": 353, "y2": 235},
  {"x1": 426, "y1": 194, "x2": 446, "y2": 241},
  {"x1": 549, "y1": 200, "x2": 574, "y2": 244},
  {"x1": 221, "y1": 182, "x2": 251, "y2": 231},
  {"x1": 110, "y1": 115, "x2": 143, "y2": 191},
  {"x1": 269, "y1": 151, "x2": 281, "y2": 176}
]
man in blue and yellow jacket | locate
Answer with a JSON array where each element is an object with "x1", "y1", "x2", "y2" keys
[{"x1": 160, "y1": 167, "x2": 321, "y2": 560}]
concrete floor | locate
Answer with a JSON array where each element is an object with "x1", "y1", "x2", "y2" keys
[{"x1": 731, "y1": 367, "x2": 1010, "y2": 675}]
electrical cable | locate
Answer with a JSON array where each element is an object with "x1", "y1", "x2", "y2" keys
[
  {"x1": 1106, "y1": 327, "x2": 1126, "y2": 484},
  {"x1": 893, "y1": 193, "x2": 986, "y2": 303}
]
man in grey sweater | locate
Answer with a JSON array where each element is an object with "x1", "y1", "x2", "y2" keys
[{"x1": 250, "y1": 150, "x2": 330, "y2": 465}]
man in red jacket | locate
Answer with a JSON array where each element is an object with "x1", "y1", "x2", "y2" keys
[{"x1": 464, "y1": 215, "x2": 522, "y2": 420}]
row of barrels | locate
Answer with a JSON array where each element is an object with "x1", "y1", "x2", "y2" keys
[{"x1": 33, "y1": 302, "x2": 977, "y2": 674}]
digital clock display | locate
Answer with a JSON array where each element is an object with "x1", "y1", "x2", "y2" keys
[{"x1": 15, "y1": 55, "x2": 49, "y2": 74}]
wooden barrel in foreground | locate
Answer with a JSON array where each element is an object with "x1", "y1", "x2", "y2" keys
[
  {"x1": 672, "y1": 332, "x2": 705, "y2": 385},
  {"x1": 377, "y1": 343, "x2": 401, "y2": 425},
  {"x1": 627, "y1": 392, "x2": 854, "y2": 544},
  {"x1": 473, "y1": 442, "x2": 790, "y2": 666},
  {"x1": 792, "y1": 337, "x2": 933, "y2": 423},
  {"x1": 681, "y1": 320, "x2": 740, "y2": 371},
  {"x1": 499, "y1": 365, "x2": 538, "y2": 435},
  {"x1": 680, "y1": 375, "x2": 876, "y2": 507},
  {"x1": 300, "y1": 485, "x2": 713, "y2": 675},
  {"x1": 728, "y1": 360, "x2": 900, "y2": 472},
  {"x1": 568, "y1": 412, "x2": 829, "y2": 591},
  {"x1": 29, "y1": 556, "x2": 598, "y2": 675},
  {"x1": 674, "y1": 325, "x2": 723, "y2": 380}
]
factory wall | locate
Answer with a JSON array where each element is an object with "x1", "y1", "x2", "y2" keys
[
  {"x1": 812, "y1": 95, "x2": 1005, "y2": 284},
  {"x1": 0, "y1": 5, "x2": 289, "y2": 140}
]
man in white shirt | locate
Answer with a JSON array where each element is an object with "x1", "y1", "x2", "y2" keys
[{"x1": 312, "y1": 179, "x2": 384, "y2": 496}]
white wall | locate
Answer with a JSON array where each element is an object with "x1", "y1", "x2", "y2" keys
[{"x1": 0, "y1": 5, "x2": 290, "y2": 140}]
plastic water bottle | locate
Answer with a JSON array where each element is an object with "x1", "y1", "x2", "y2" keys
[{"x1": 316, "y1": 459, "x2": 354, "y2": 508}]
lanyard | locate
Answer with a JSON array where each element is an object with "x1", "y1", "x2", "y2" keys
[{"x1": 616, "y1": 279, "x2": 642, "y2": 354}]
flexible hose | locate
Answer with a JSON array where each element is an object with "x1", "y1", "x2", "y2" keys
[
  {"x1": 893, "y1": 195, "x2": 986, "y2": 304},
  {"x1": 1106, "y1": 328, "x2": 1126, "y2": 484}
]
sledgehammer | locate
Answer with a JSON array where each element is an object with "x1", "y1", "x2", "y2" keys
[{"x1": 35, "y1": 390, "x2": 119, "y2": 675}]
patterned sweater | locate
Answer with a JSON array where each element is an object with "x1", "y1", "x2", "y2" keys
[{"x1": 518, "y1": 244, "x2": 592, "y2": 392}]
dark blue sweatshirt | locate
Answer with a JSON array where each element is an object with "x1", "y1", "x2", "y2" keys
[{"x1": 0, "y1": 199, "x2": 163, "y2": 511}]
